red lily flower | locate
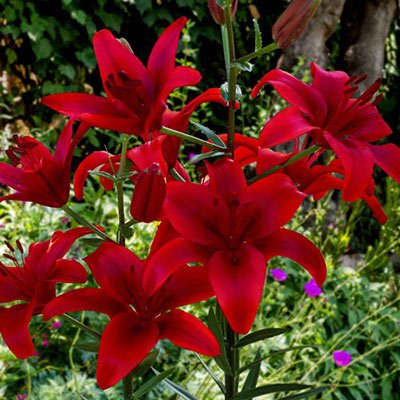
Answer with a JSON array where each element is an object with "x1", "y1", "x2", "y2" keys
[
  {"x1": 143, "y1": 158, "x2": 326, "y2": 334},
  {"x1": 0, "y1": 120, "x2": 88, "y2": 207},
  {"x1": 257, "y1": 149, "x2": 387, "y2": 224},
  {"x1": 0, "y1": 227, "x2": 91, "y2": 358},
  {"x1": 42, "y1": 17, "x2": 201, "y2": 138},
  {"x1": 252, "y1": 63, "x2": 400, "y2": 201},
  {"x1": 43, "y1": 241, "x2": 219, "y2": 389}
]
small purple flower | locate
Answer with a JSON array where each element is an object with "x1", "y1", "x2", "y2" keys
[
  {"x1": 270, "y1": 268, "x2": 288, "y2": 281},
  {"x1": 52, "y1": 320, "x2": 63, "y2": 330},
  {"x1": 304, "y1": 279, "x2": 323, "y2": 297},
  {"x1": 41, "y1": 340, "x2": 50, "y2": 346},
  {"x1": 61, "y1": 217, "x2": 70, "y2": 225},
  {"x1": 333, "y1": 350, "x2": 352, "y2": 367},
  {"x1": 16, "y1": 394, "x2": 27, "y2": 400}
]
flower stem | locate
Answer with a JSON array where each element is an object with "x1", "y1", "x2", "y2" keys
[
  {"x1": 224, "y1": 316, "x2": 239, "y2": 399},
  {"x1": 116, "y1": 136, "x2": 130, "y2": 246},
  {"x1": 61, "y1": 205, "x2": 114, "y2": 242},
  {"x1": 160, "y1": 126, "x2": 226, "y2": 151},
  {"x1": 234, "y1": 42, "x2": 278, "y2": 64},
  {"x1": 248, "y1": 145, "x2": 319, "y2": 184},
  {"x1": 224, "y1": 0, "x2": 238, "y2": 157}
]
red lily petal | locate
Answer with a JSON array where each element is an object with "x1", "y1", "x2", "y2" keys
[
  {"x1": 158, "y1": 309, "x2": 220, "y2": 356},
  {"x1": 252, "y1": 69, "x2": 327, "y2": 125},
  {"x1": 256, "y1": 148, "x2": 292, "y2": 174},
  {"x1": 0, "y1": 275, "x2": 25, "y2": 302},
  {"x1": 164, "y1": 181, "x2": 229, "y2": 246},
  {"x1": 324, "y1": 134, "x2": 373, "y2": 201},
  {"x1": 93, "y1": 29, "x2": 154, "y2": 100},
  {"x1": 26, "y1": 227, "x2": 92, "y2": 278},
  {"x1": 84, "y1": 242, "x2": 142, "y2": 305},
  {"x1": 53, "y1": 119, "x2": 73, "y2": 165},
  {"x1": 361, "y1": 193, "x2": 387, "y2": 225},
  {"x1": 258, "y1": 228, "x2": 326, "y2": 287},
  {"x1": 368, "y1": 143, "x2": 400, "y2": 183},
  {"x1": 243, "y1": 173, "x2": 306, "y2": 239},
  {"x1": 150, "y1": 265, "x2": 214, "y2": 313},
  {"x1": 47, "y1": 259, "x2": 88, "y2": 283},
  {"x1": 207, "y1": 244, "x2": 266, "y2": 334},
  {"x1": 259, "y1": 106, "x2": 317, "y2": 148},
  {"x1": 43, "y1": 288, "x2": 128, "y2": 320},
  {"x1": 74, "y1": 151, "x2": 114, "y2": 200},
  {"x1": 206, "y1": 158, "x2": 247, "y2": 202},
  {"x1": 0, "y1": 303, "x2": 35, "y2": 358},
  {"x1": 42, "y1": 93, "x2": 141, "y2": 134},
  {"x1": 159, "y1": 66, "x2": 202, "y2": 101},
  {"x1": 0, "y1": 162, "x2": 24, "y2": 190},
  {"x1": 310, "y1": 63, "x2": 349, "y2": 113},
  {"x1": 147, "y1": 220, "x2": 181, "y2": 257},
  {"x1": 97, "y1": 313, "x2": 159, "y2": 389},
  {"x1": 147, "y1": 17, "x2": 187, "y2": 93},
  {"x1": 143, "y1": 238, "x2": 207, "y2": 295}
]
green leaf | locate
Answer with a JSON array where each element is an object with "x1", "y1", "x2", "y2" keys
[
  {"x1": 5, "y1": 48, "x2": 17, "y2": 64},
  {"x1": 33, "y1": 37, "x2": 52, "y2": 60},
  {"x1": 188, "y1": 151, "x2": 226, "y2": 165},
  {"x1": 189, "y1": 121, "x2": 226, "y2": 148},
  {"x1": 193, "y1": 353, "x2": 225, "y2": 394},
  {"x1": 242, "y1": 348, "x2": 262, "y2": 395},
  {"x1": 220, "y1": 82, "x2": 242, "y2": 102},
  {"x1": 71, "y1": 10, "x2": 87, "y2": 25},
  {"x1": 278, "y1": 387, "x2": 328, "y2": 400},
  {"x1": 235, "y1": 328, "x2": 291, "y2": 348},
  {"x1": 208, "y1": 308, "x2": 232, "y2": 375},
  {"x1": 132, "y1": 349, "x2": 159, "y2": 378},
  {"x1": 79, "y1": 238, "x2": 105, "y2": 247},
  {"x1": 163, "y1": 377, "x2": 200, "y2": 400},
  {"x1": 134, "y1": 369, "x2": 174, "y2": 397},
  {"x1": 382, "y1": 378, "x2": 392, "y2": 400},
  {"x1": 76, "y1": 47, "x2": 96, "y2": 69},
  {"x1": 253, "y1": 19, "x2": 262, "y2": 51},
  {"x1": 58, "y1": 64, "x2": 76, "y2": 80},
  {"x1": 88, "y1": 170, "x2": 115, "y2": 181},
  {"x1": 232, "y1": 384, "x2": 311, "y2": 400},
  {"x1": 268, "y1": 345, "x2": 318, "y2": 357},
  {"x1": 73, "y1": 340, "x2": 100, "y2": 353}
]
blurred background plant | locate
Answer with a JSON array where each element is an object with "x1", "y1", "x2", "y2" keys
[{"x1": 0, "y1": 0, "x2": 399, "y2": 399}]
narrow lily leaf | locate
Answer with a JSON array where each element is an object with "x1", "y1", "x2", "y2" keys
[
  {"x1": 242, "y1": 348, "x2": 262, "y2": 394},
  {"x1": 79, "y1": 238, "x2": 105, "y2": 247},
  {"x1": 278, "y1": 386, "x2": 328, "y2": 400},
  {"x1": 132, "y1": 349, "x2": 159, "y2": 378},
  {"x1": 73, "y1": 340, "x2": 100, "y2": 353},
  {"x1": 220, "y1": 82, "x2": 242, "y2": 101},
  {"x1": 88, "y1": 170, "x2": 116, "y2": 181},
  {"x1": 208, "y1": 308, "x2": 232, "y2": 375},
  {"x1": 163, "y1": 377, "x2": 200, "y2": 400},
  {"x1": 253, "y1": 19, "x2": 262, "y2": 51},
  {"x1": 193, "y1": 352, "x2": 225, "y2": 394},
  {"x1": 188, "y1": 151, "x2": 226, "y2": 165},
  {"x1": 133, "y1": 368, "x2": 174, "y2": 397},
  {"x1": 190, "y1": 121, "x2": 226, "y2": 148},
  {"x1": 232, "y1": 384, "x2": 311, "y2": 400},
  {"x1": 235, "y1": 327, "x2": 291, "y2": 348}
]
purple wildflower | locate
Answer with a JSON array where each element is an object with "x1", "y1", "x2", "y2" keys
[
  {"x1": 333, "y1": 350, "x2": 352, "y2": 367},
  {"x1": 52, "y1": 320, "x2": 63, "y2": 330},
  {"x1": 304, "y1": 279, "x2": 322, "y2": 297},
  {"x1": 270, "y1": 268, "x2": 288, "y2": 281}
]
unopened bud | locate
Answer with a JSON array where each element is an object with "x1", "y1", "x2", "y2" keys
[
  {"x1": 272, "y1": 0, "x2": 321, "y2": 49},
  {"x1": 130, "y1": 164, "x2": 166, "y2": 223},
  {"x1": 161, "y1": 136, "x2": 180, "y2": 169},
  {"x1": 208, "y1": 0, "x2": 238, "y2": 25}
]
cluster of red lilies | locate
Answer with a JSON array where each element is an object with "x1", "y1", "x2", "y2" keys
[{"x1": 0, "y1": 14, "x2": 399, "y2": 391}]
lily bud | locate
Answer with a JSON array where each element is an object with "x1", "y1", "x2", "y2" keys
[
  {"x1": 272, "y1": 0, "x2": 321, "y2": 49},
  {"x1": 130, "y1": 164, "x2": 166, "y2": 223},
  {"x1": 161, "y1": 136, "x2": 180, "y2": 170},
  {"x1": 208, "y1": 0, "x2": 238, "y2": 25}
]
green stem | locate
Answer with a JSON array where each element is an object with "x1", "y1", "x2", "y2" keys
[
  {"x1": 62, "y1": 205, "x2": 114, "y2": 242},
  {"x1": 224, "y1": 317, "x2": 239, "y2": 399},
  {"x1": 61, "y1": 314, "x2": 101, "y2": 338},
  {"x1": 169, "y1": 167, "x2": 186, "y2": 182},
  {"x1": 221, "y1": 25, "x2": 230, "y2": 76},
  {"x1": 248, "y1": 145, "x2": 319, "y2": 184},
  {"x1": 234, "y1": 42, "x2": 278, "y2": 64},
  {"x1": 116, "y1": 136, "x2": 130, "y2": 246},
  {"x1": 24, "y1": 359, "x2": 31, "y2": 398},
  {"x1": 123, "y1": 371, "x2": 134, "y2": 400},
  {"x1": 160, "y1": 126, "x2": 226, "y2": 151},
  {"x1": 224, "y1": 0, "x2": 238, "y2": 157}
]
